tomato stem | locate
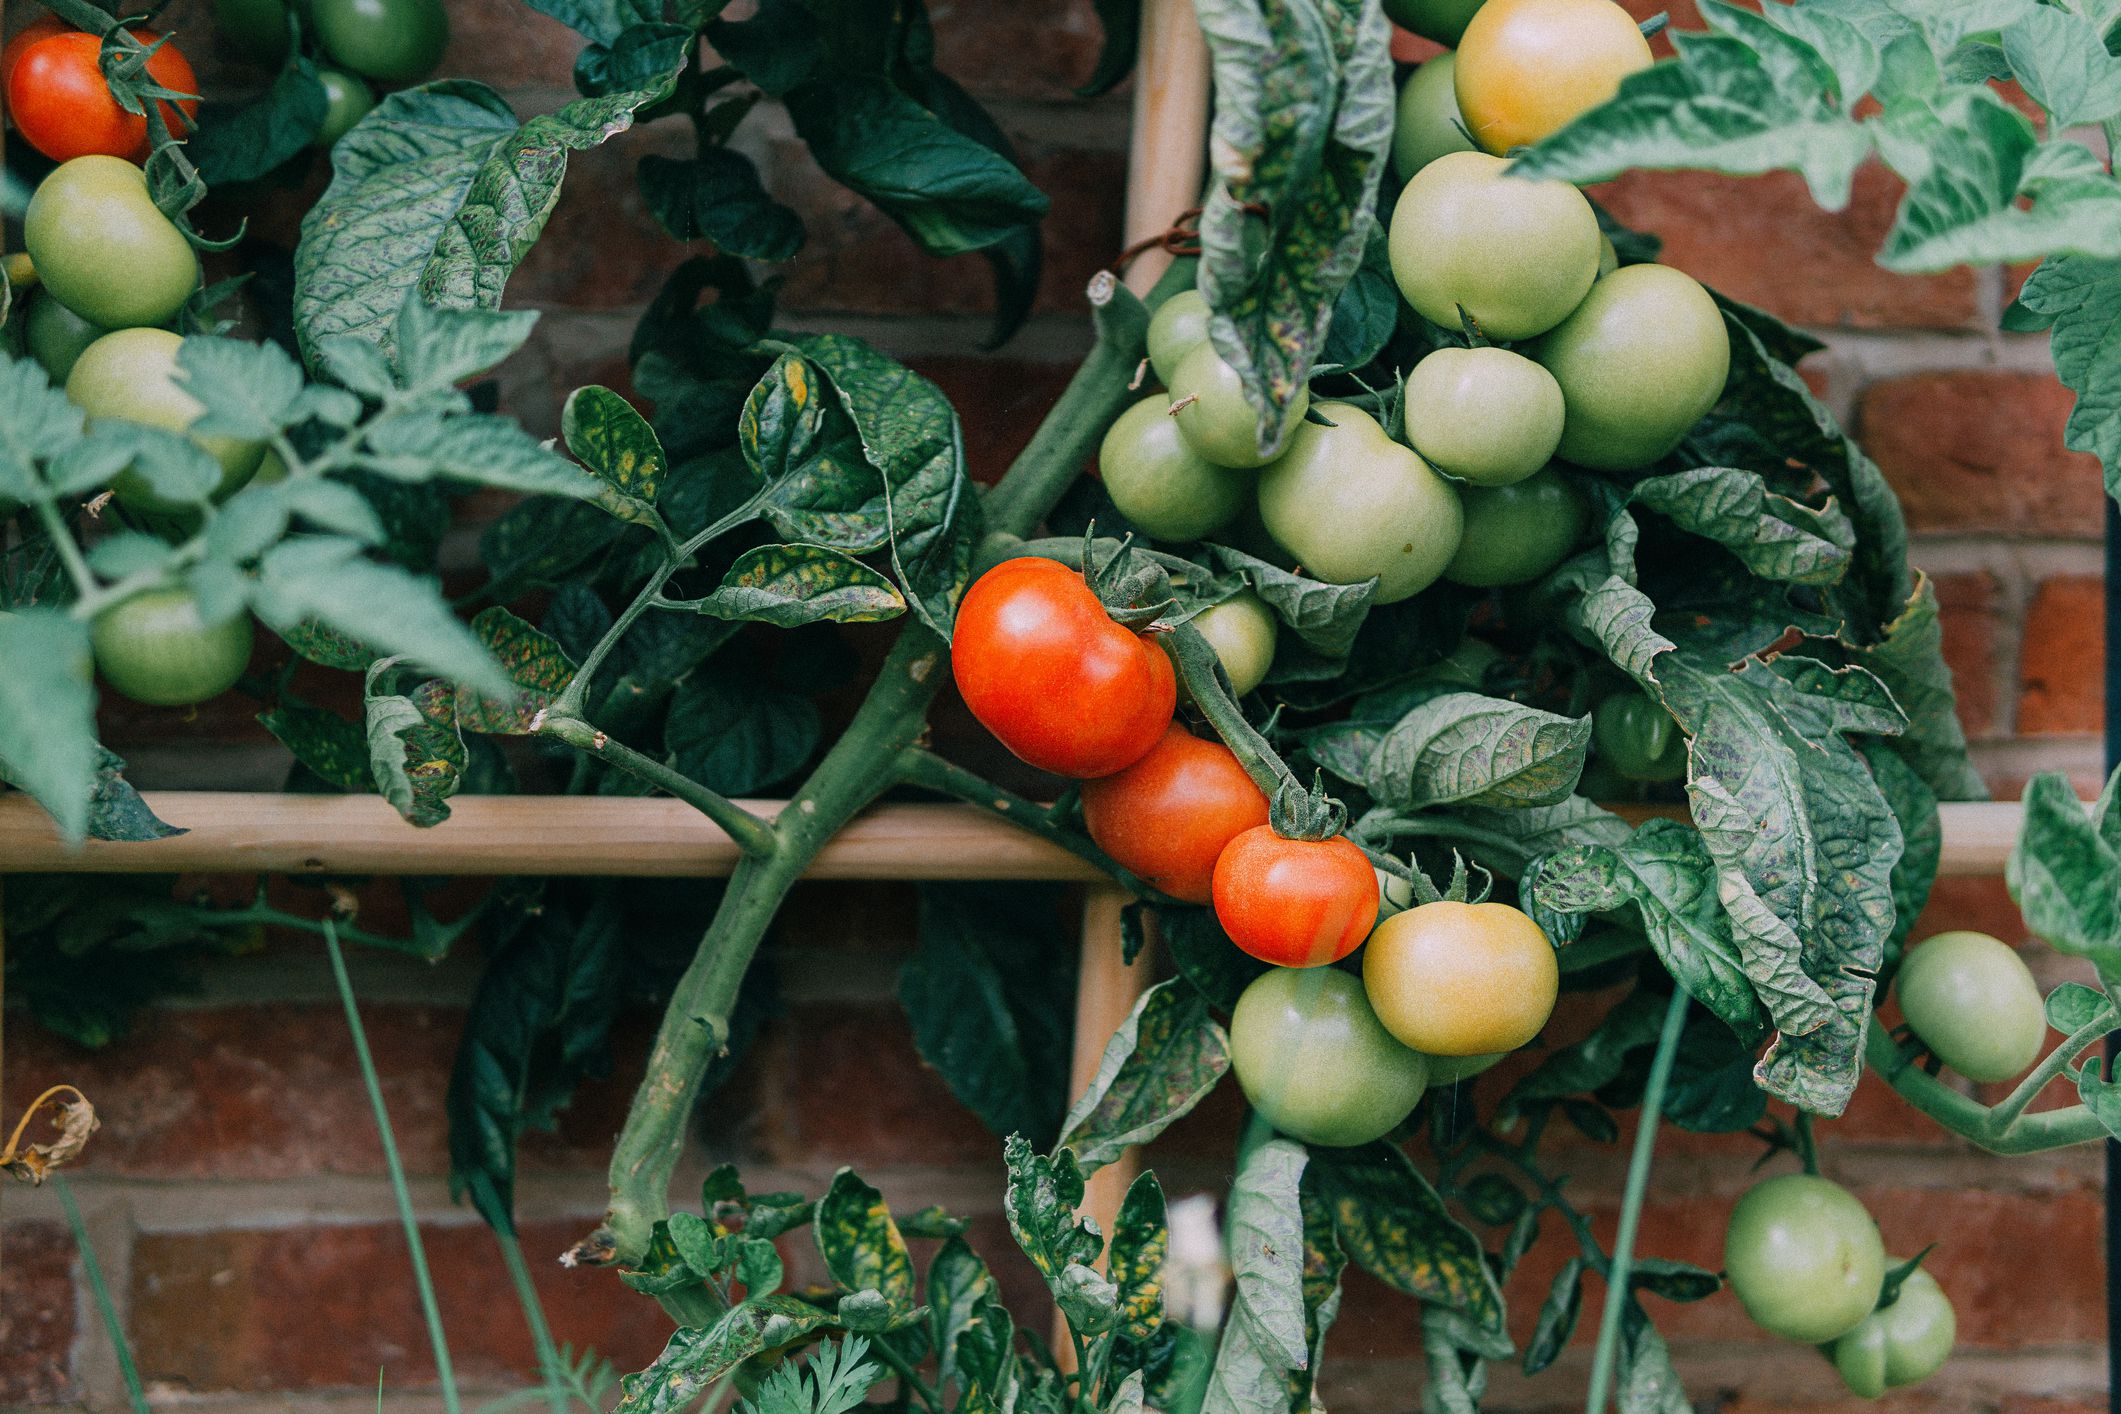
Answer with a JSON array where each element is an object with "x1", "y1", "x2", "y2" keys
[
  {"x1": 540, "y1": 713, "x2": 779, "y2": 859},
  {"x1": 1863, "y1": 1017, "x2": 2115, "y2": 1154},
  {"x1": 1582, "y1": 985, "x2": 1688, "y2": 1414}
]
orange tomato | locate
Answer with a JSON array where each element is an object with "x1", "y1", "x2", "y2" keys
[
  {"x1": 1082, "y1": 724, "x2": 1269, "y2": 903},
  {"x1": 1211, "y1": 827, "x2": 1379, "y2": 968},
  {"x1": 1453, "y1": 0, "x2": 1651, "y2": 155}
]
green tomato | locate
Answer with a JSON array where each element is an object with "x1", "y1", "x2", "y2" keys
[
  {"x1": 1393, "y1": 54, "x2": 1475, "y2": 182},
  {"x1": 1592, "y1": 690, "x2": 1686, "y2": 782},
  {"x1": 1389, "y1": 151, "x2": 1599, "y2": 341},
  {"x1": 213, "y1": 0, "x2": 292, "y2": 64},
  {"x1": 1597, "y1": 232, "x2": 1619, "y2": 276},
  {"x1": 1099, "y1": 395, "x2": 1251, "y2": 542},
  {"x1": 25, "y1": 156, "x2": 199, "y2": 331},
  {"x1": 1833, "y1": 1267, "x2": 1956, "y2": 1400},
  {"x1": 1147, "y1": 289, "x2": 1212, "y2": 388},
  {"x1": 1723, "y1": 1174, "x2": 1885, "y2": 1345},
  {"x1": 1896, "y1": 931, "x2": 2047, "y2": 1084},
  {"x1": 25, "y1": 293, "x2": 107, "y2": 385},
  {"x1": 1169, "y1": 342, "x2": 1308, "y2": 469},
  {"x1": 311, "y1": 0, "x2": 448, "y2": 83},
  {"x1": 1382, "y1": 0, "x2": 1487, "y2": 44},
  {"x1": 67, "y1": 329, "x2": 267, "y2": 515},
  {"x1": 1429, "y1": 636, "x2": 1501, "y2": 691},
  {"x1": 1531, "y1": 262, "x2": 1731, "y2": 471},
  {"x1": 92, "y1": 587, "x2": 254, "y2": 706},
  {"x1": 314, "y1": 67, "x2": 377, "y2": 147},
  {"x1": 1257, "y1": 402, "x2": 1463, "y2": 603},
  {"x1": 1191, "y1": 591, "x2": 1279, "y2": 697},
  {"x1": 1404, "y1": 345, "x2": 1564, "y2": 487},
  {"x1": 1443, "y1": 464, "x2": 1585, "y2": 588},
  {"x1": 1229, "y1": 966, "x2": 1429, "y2": 1147}
]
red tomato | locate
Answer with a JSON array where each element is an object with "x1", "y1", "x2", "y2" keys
[
  {"x1": 1081, "y1": 724, "x2": 1270, "y2": 903},
  {"x1": 1212, "y1": 827, "x2": 1380, "y2": 967},
  {"x1": 951, "y1": 556, "x2": 1176, "y2": 779},
  {"x1": 2, "y1": 16, "x2": 68, "y2": 92},
  {"x1": 10, "y1": 29, "x2": 199, "y2": 163}
]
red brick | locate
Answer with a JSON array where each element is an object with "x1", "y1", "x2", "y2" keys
[
  {"x1": 927, "y1": 0, "x2": 1112, "y2": 102},
  {"x1": 1912, "y1": 877, "x2": 2027, "y2": 947},
  {"x1": 1860, "y1": 373, "x2": 2105, "y2": 537},
  {"x1": 129, "y1": 1217, "x2": 671, "y2": 1392},
  {"x1": 437, "y1": 0, "x2": 584, "y2": 91},
  {"x1": 766, "y1": 1003, "x2": 1003, "y2": 1167},
  {"x1": 1594, "y1": 166, "x2": 1979, "y2": 330},
  {"x1": 908, "y1": 357, "x2": 1080, "y2": 483},
  {"x1": 769, "y1": 142, "x2": 1127, "y2": 322},
  {"x1": 0, "y1": 1221, "x2": 78, "y2": 1404},
  {"x1": 1932, "y1": 571, "x2": 2005, "y2": 740},
  {"x1": 2018, "y1": 575, "x2": 2105, "y2": 736},
  {"x1": 2003, "y1": 1400, "x2": 2110, "y2": 1414}
]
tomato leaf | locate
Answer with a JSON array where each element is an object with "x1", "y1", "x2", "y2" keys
[
  {"x1": 614, "y1": 1294, "x2": 840, "y2": 1414},
  {"x1": 2002, "y1": 4, "x2": 2121, "y2": 127},
  {"x1": 1617, "y1": 1311, "x2": 1693, "y2": 1413},
  {"x1": 1629, "y1": 467, "x2": 1853, "y2": 587},
  {"x1": 666, "y1": 672, "x2": 819, "y2": 795},
  {"x1": 1522, "y1": 1257, "x2": 1583, "y2": 1376},
  {"x1": 1203, "y1": 544, "x2": 1376, "y2": 659},
  {"x1": 692, "y1": 544, "x2": 907, "y2": 628},
  {"x1": 83, "y1": 747, "x2": 184, "y2": 843},
  {"x1": 1108, "y1": 1172, "x2": 1169, "y2": 1345},
  {"x1": 1195, "y1": 0, "x2": 1394, "y2": 456},
  {"x1": 525, "y1": 0, "x2": 660, "y2": 45},
  {"x1": 637, "y1": 148, "x2": 806, "y2": 262},
  {"x1": 175, "y1": 337, "x2": 307, "y2": 442},
  {"x1": 190, "y1": 54, "x2": 327, "y2": 186},
  {"x1": 814, "y1": 1169, "x2": 919, "y2": 1318},
  {"x1": 1200, "y1": 1138, "x2": 1310, "y2": 1413},
  {"x1": 2015, "y1": 254, "x2": 2121, "y2": 505},
  {"x1": 1307, "y1": 1142, "x2": 1509, "y2": 1352},
  {"x1": 294, "y1": 72, "x2": 682, "y2": 363},
  {"x1": 362, "y1": 660, "x2": 467, "y2": 827},
  {"x1": 0, "y1": 610, "x2": 97, "y2": 842},
  {"x1": 1056, "y1": 980, "x2": 1231, "y2": 1174},
  {"x1": 2007, "y1": 769, "x2": 2121, "y2": 967},
  {"x1": 1002, "y1": 1135, "x2": 1104, "y2": 1281},
  {"x1": 446, "y1": 885, "x2": 620, "y2": 1234},
  {"x1": 1368, "y1": 691, "x2": 1592, "y2": 811},
  {"x1": 899, "y1": 882, "x2": 1074, "y2": 1149},
  {"x1": 2047, "y1": 980, "x2": 2112, "y2": 1034},
  {"x1": 259, "y1": 537, "x2": 513, "y2": 699},
  {"x1": 259, "y1": 699, "x2": 373, "y2": 791}
]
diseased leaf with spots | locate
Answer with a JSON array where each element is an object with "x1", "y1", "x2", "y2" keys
[
  {"x1": 442, "y1": 607, "x2": 579, "y2": 736},
  {"x1": 565, "y1": 385, "x2": 667, "y2": 506},
  {"x1": 614, "y1": 1294, "x2": 838, "y2": 1414},
  {"x1": 1108, "y1": 1171, "x2": 1168, "y2": 1344},
  {"x1": 260, "y1": 701, "x2": 373, "y2": 791},
  {"x1": 1057, "y1": 979, "x2": 1231, "y2": 1174},
  {"x1": 694, "y1": 544, "x2": 907, "y2": 627},
  {"x1": 814, "y1": 1169, "x2": 918, "y2": 1317},
  {"x1": 1002, "y1": 1135, "x2": 1102, "y2": 1281}
]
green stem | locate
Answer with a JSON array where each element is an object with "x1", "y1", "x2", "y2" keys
[
  {"x1": 33, "y1": 501, "x2": 97, "y2": 602},
  {"x1": 1793, "y1": 1112, "x2": 1819, "y2": 1175},
  {"x1": 540, "y1": 713, "x2": 778, "y2": 858},
  {"x1": 981, "y1": 273, "x2": 1154, "y2": 538},
  {"x1": 495, "y1": 1229, "x2": 571, "y2": 1414},
  {"x1": 1864, "y1": 1018, "x2": 2112, "y2": 1154},
  {"x1": 324, "y1": 919, "x2": 463, "y2": 1414},
  {"x1": 53, "y1": 1176, "x2": 149, "y2": 1414},
  {"x1": 872, "y1": 1333, "x2": 945, "y2": 1414},
  {"x1": 895, "y1": 747, "x2": 1180, "y2": 904},
  {"x1": 1161, "y1": 622, "x2": 1298, "y2": 803},
  {"x1": 1583, "y1": 987, "x2": 1688, "y2": 1414},
  {"x1": 1988, "y1": 1008, "x2": 2115, "y2": 1131},
  {"x1": 1351, "y1": 811, "x2": 1533, "y2": 866},
  {"x1": 602, "y1": 628, "x2": 947, "y2": 1279}
]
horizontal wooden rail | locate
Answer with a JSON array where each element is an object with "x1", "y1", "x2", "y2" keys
[{"x1": 0, "y1": 793, "x2": 2026, "y2": 878}]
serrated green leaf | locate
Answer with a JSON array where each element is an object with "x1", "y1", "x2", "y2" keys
[
  {"x1": 190, "y1": 56, "x2": 327, "y2": 186},
  {"x1": 83, "y1": 748, "x2": 184, "y2": 843},
  {"x1": 2016, "y1": 254, "x2": 2121, "y2": 504},
  {"x1": 814, "y1": 1169, "x2": 917, "y2": 1316},
  {"x1": 2002, "y1": 5, "x2": 2121, "y2": 127},
  {"x1": 615, "y1": 1295, "x2": 839, "y2": 1414},
  {"x1": 1056, "y1": 980, "x2": 1231, "y2": 1174},
  {"x1": 695, "y1": 544, "x2": 907, "y2": 627},
  {"x1": 361, "y1": 410, "x2": 609, "y2": 503},
  {"x1": 393, "y1": 297, "x2": 544, "y2": 394},
  {"x1": 666, "y1": 673, "x2": 819, "y2": 795},
  {"x1": 0, "y1": 610, "x2": 97, "y2": 840},
  {"x1": 1630, "y1": 467, "x2": 1854, "y2": 586},
  {"x1": 1370, "y1": 691, "x2": 1591, "y2": 810},
  {"x1": 1204, "y1": 543, "x2": 1376, "y2": 659},
  {"x1": 1002, "y1": 1134, "x2": 1102, "y2": 1281},
  {"x1": 1201, "y1": 1138, "x2": 1310, "y2": 1414},
  {"x1": 259, "y1": 700, "x2": 373, "y2": 790},
  {"x1": 2007, "y1": 770, "x2": 2121, "y2": 966},
  {"x1": 175, "y1": 337, "x2": 307, "y2": 442},
  {"x1": 1196, "y1": 0, "x2": 1394, "y2": 455},
  {"x1": 564, "y1": 385, "x2": 666, "y2": 506},
  {"x1": 258, "y1": 538, "x2": 511, "y2": 698},
  {"x1": 2047, "y1": 980, "x2": 2112, "y2": 1034}
]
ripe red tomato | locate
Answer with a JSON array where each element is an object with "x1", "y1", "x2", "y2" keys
[
  {"x1": 951, "y1": 556, "x2": 1176, "y2": 779},
  {"x1": 1081, "y1": 724, "x2": 1269, "y2": 903},
  {"x1": 9, "y1": 29, "x2": 199, "y2": 163},
  {"x1": 1212, "y1": 827, "x2": 1379, "y2": 967},
  {"x1": 2, "y1": 15, "x2": 68, "y2": 91}
]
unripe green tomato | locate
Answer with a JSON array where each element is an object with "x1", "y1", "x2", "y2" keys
[
  {"x1": 25, "y1": 157, "x2": 199, "y2": 331},
  {"x1": 1532, "y1": 263, "x2": 1731, "y2": 471},
  {"x1": 1393, "y1": 54, "x2": 1475, "y2": 182},
  {"x1": 1382, "y1": 0, "x2": 1486, "y2": 44},
  {"x1": 1257, "y1": 402, "x2": 1462, "y2": 603},
  {"x1": 67, "y1": 329, "x2": 268, "y2": 515},
  {"x1": 1597, "y1": 232, "x2": 1619, "y2": 276},
  {"x1": 1443, "y1": 464, "x2": 1586, "y2": 588},
  {"x1": 1169, "y1": 342, "x2": 1307, "y2": 469},
  {"x1": 1229, "y1": 966, "x2": 1429, "y2": 1147},
  {"x1": 1147, "y1": 289, "x2": 1212, "y2": 388},
  {"x1": 26, "y1": 293, "x2": 108, "y2": 385},
  {"x1": 92, "y1": 587, "x2": 254, "y2": 706},
  {"x1": 1191, "y1": 591, "x2": 1278, "y2": 697},
  {"x1": 1389, "y1": 151, "x2": 1600, "y2": 341},
  {"x1": 1833, "y1": 1267, "x2": 1956, "y2": 1399},
  {"x1": 214, "y1": 0, "x2": 291, "y2": 64},
  {"x1": 1895, "y1": 930, "x2": 2047, "y2": 1084},
  {"x1": 314, "y1": 67, "x2": 377, "y2": 147},
  {"x1": 1723, "y1": 1174, "x2": 1885, "y2": 1345},
  {"x1": 1428, "y1": 636, "x2": 1502, "y2": 691},
  {"x1": 1591, "y1": 690, "x2": 1686, "y2": 782},
  {"x1": 1098, "y1": 395, "x2": 1251, "y2": 542},
  {"x1": 312, "y1": 0, "x2": 448, "y2": 83},
  {"x1": 1404, "y1": 345, "x2": 1564, "y2": 487}
]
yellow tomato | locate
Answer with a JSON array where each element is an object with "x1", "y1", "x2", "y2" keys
[
  {"x1": 1362, "y1": 900, "x2": 1558, "y2": 1055},
  {"x1": 1454, "y1": 0, "x2": 1653, "y2": 155}
]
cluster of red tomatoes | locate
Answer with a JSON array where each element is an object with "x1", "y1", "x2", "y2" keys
[{"x1": 951, "y1": 556, "x2": 1563, "y2": 1148}]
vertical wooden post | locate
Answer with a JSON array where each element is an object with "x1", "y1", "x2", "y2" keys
[
  {"x1": 1120, "y1": 0, "x2": 1211, "y2": 296},
  {"x1": 1070, "y1": 886, "x2": 1141, "y2": 1230}
]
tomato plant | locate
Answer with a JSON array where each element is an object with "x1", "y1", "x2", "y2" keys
[{"x1": 9, "y1": 1, "x2": 2121, "y2": 1411}]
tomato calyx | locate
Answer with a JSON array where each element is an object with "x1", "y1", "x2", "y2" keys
[
  {"x1": 1872, "y1": 1247, "x2": 1937, "y2": 1315},
  {"x1": 1081, "y1": 528, "x2": 1175, "y2": 630},
  {"x1": 1266, "y1": 769, "x2": 1348, "y2": 843}
]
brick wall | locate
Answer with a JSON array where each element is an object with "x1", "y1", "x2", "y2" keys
[{"x1": 0, "y1": 0, "x2": 2109, "y2": 1409}]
